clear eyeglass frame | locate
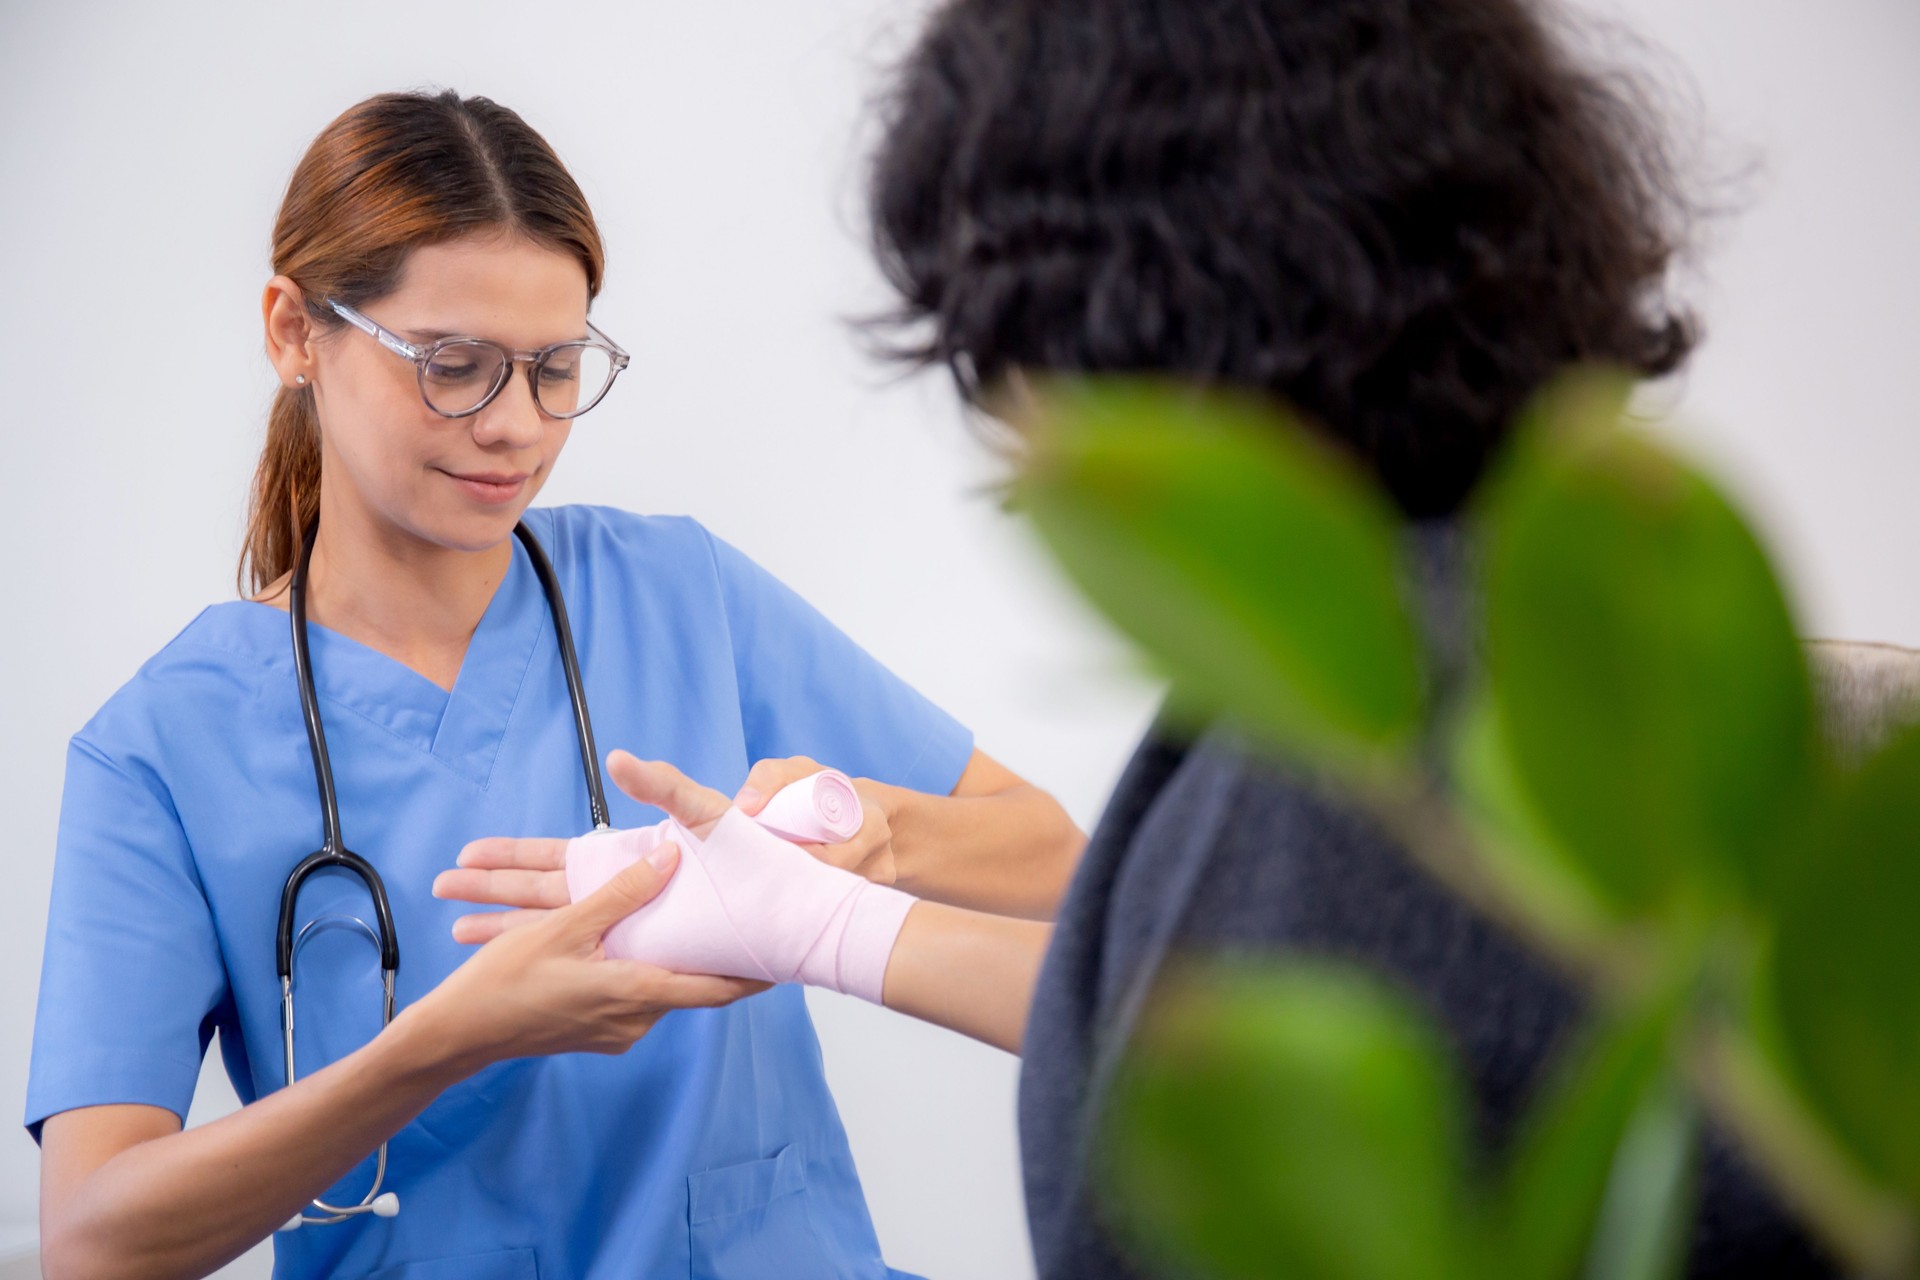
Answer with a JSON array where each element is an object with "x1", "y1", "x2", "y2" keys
[{"x1": 325, "y1": 297, "x2": 631, "y2": 420}]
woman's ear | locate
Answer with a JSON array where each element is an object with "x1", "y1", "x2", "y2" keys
[{"x1": 263, "y1": 275, "x2": 317, "y2": 389}]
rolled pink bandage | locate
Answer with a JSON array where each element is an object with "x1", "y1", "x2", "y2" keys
[
  {"x1": 563, "y1": 776, "x2": 913, "y2": 1006},
  {"x1": 753, "y1": 769, "x2": 864, "y2": 843}
]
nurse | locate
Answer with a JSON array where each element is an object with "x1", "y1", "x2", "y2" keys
[{"x1": 28, "y1": 89, "x2": 1081, "y2": 1280}]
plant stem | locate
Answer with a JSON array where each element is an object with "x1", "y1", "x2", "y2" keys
[
  {"x1": 1686, "y1": 1022, "x2": 1915, "y2": 1279},
  {"x1": 1353, "y1": 766, "x2": 1917, "y2": 1278}
]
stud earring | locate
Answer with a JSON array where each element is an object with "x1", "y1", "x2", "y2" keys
[{"x1": 294, "y1": 374, "x2": 308, "y2": 386}]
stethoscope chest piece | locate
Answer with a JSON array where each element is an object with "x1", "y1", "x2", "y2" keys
[{"x1": 277, "y1": 844, "x2": 402, "y2": 1229}]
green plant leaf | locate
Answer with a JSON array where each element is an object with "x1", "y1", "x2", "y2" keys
[
  {"x1": 1451, "y1": 691, "x2": 1620, "y2": 957},
  {"x1": 1479, "y1": 374, "x2": 1817, "y2": 917},
  {"x1": 1015, "y1": 378, "x2": 1426, "y2": 775},
  {"x1": 1580, "y1": 1076, "x2": 1700, "y2": 1280},
  {"x1": 1500, "y1": 1002, "x2": 1692, "y2": 1280},
  {"x1": 1100, "y1": 962, "x2": 1484, "y2": 1280},
  {"x1": 1772, "y1": 720, "x2": 1920, "y2": 1208}
]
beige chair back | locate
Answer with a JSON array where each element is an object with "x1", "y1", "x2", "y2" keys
[{"x1": 1807, "y1": 639, "x2": 1920, "y2": 763}]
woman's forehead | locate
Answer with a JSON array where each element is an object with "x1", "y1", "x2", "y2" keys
[{"x1": 380, "y1": 233, "x2": 592, "y2": 344}]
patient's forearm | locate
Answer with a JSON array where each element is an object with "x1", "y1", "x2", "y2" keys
[
  {"x1": 886, "y1": 779, "x2": 1086, "y2": 922},
  {"x1": 881, "y1": 902, "x2": 1051, "y2": 1054}
]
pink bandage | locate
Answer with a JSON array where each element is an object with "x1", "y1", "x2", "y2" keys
[
  {"x1": 753, "y1": 769, "x2": 864, "y2": 843},
  {"x1": 563, "y1": 773, "x2": 914, "y2": 1005}
]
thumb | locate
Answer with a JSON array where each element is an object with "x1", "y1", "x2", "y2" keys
[
  {"x1": 608, "y1": 752, "x2": 731, "y2": 832},
  {"x1": 564, "y1": 842, "x2": 680, "y2": 938}
]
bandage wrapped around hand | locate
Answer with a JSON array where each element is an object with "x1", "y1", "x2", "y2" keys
[{"x1": 564, "y1": 771, "x2": 913, "y2": 1005}]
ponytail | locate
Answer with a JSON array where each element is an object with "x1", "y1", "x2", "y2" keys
[{"x1": 240, "y1": 383, "x2": 324, "y2": 595}]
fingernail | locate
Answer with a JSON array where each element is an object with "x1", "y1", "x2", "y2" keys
[
  {"x1": 646, "y1": 842, "x2": 679, "y2": 872},
  {"x1": 735, "y1": 788, "x2": 764, "y2": 812},
  {"x1": 430, "y1": 873, "x2": 448, "y2": 898}
]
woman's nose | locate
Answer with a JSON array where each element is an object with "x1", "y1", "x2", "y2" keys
[{"x1": 470, "y1": 364, "x2": 546, "y2": 449}]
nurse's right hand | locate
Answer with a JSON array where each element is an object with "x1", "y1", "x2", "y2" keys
[{"x1": 407, "y1": 843, "x2": 771, "y2": 1071}]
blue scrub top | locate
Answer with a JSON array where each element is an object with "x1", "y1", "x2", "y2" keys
[{"x1": 27, "y1": 505, "x2": 972, "y2": 1280}]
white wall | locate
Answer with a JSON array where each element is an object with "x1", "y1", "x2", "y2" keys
[
  {"x1": 0, "y1": 2, "x2": 1913, "y2": 1277},
  {"x1": 1586, "y1": 0, "x2": 1920, "y2": 645}
]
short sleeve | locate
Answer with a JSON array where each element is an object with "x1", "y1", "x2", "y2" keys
[
  {"x1": 702, "y1": 528, "x2": 975, "y2": 797},
  {"x1": 26, "y1": 737, "x2": 229, "y2": 1141}
]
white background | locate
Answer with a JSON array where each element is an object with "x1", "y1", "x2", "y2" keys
[{"x1": 0, "y1": 1, "x2": 1914, "y2": 1276}]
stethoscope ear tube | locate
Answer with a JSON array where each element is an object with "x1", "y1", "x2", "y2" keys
[
  {"x1": 513, "y1": 523, "x2": 611, "y2": 830},
  {"x1": 289, "y1": 523, "x2": 345, "y2": 861}
]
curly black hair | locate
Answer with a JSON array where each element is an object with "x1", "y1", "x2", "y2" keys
[{"x1": 868, "y1": 0, "x2": 1697, "y2": 516}]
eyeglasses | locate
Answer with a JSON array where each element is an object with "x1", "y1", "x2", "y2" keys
[{"x1": 326, "y1": 298, "x2": 631, "y2": 420}]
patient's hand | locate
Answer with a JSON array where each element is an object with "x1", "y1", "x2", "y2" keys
[
  {"x1": 735, "y1": 754, "x2": 899, "y2": 886},
  {"x1": 436, "y1": 750, "x2": 734, "y2": 944}
]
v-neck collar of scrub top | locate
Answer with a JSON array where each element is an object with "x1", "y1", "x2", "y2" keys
[{"x1": 230, "y1": 529, "x2": 549, "y2": 790}]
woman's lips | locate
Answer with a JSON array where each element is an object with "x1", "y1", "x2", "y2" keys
[{"x1": 444, "y1": 470, "x2": 529, "y2": 505}]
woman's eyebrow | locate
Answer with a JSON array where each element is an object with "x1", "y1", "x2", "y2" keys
[{"x1": 404, "y1": 325, "x2": 590, "y2": 346}]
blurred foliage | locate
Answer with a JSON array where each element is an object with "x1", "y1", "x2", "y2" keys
[
  {"x1": 1478, "y1": 375, "x2": 1819, "y2": 919},
  {"x1": 1498, "y1": 998, "x2": 1691, "y2": 1280},
  {"x1": 1013, "y1": 373, "x2": 1920, "y2": 1280},
  {"x1": 1771, "y1": 722, "x2": 1920, "y2": 1208},
  {"x1": 1104, "y1": 965, "x2": 1481, "y2": 1280},
  {"x1": 1017, "y1": 380, "x2": 1426, "y2": 775}
]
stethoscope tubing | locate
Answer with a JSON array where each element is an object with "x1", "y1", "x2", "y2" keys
[{"x1": 276, "y1": 517, "x2": 606, "y2": 1229}]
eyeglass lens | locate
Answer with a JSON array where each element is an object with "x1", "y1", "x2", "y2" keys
[{"x1": 420, "y1": 341, "x2": 617, "y2": 418}]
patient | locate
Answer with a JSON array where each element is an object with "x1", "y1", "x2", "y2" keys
[{"x1": 440, "y1": 0, "x2": 1851, "y2": 1274}]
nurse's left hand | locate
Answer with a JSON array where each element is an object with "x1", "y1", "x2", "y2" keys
[{"x1": 734, "y1": 755, "x2": 899, "y2": 886}]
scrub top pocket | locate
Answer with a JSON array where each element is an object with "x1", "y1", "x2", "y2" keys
[
  {"x1": 356, "y1": 1245, "x2": 538, "y2": 1279},
  {"x1": 688, "y1": 1144, "x2": 847, "y2": 1280}
]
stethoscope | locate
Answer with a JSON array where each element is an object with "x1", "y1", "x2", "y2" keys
[{"x1": 277, "y1": 519, "x2": 610, "y2": 1230}]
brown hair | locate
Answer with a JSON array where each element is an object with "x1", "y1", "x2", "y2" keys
[{"x1": 243, "y1": 89, "x2": 606, "y2": 594}]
